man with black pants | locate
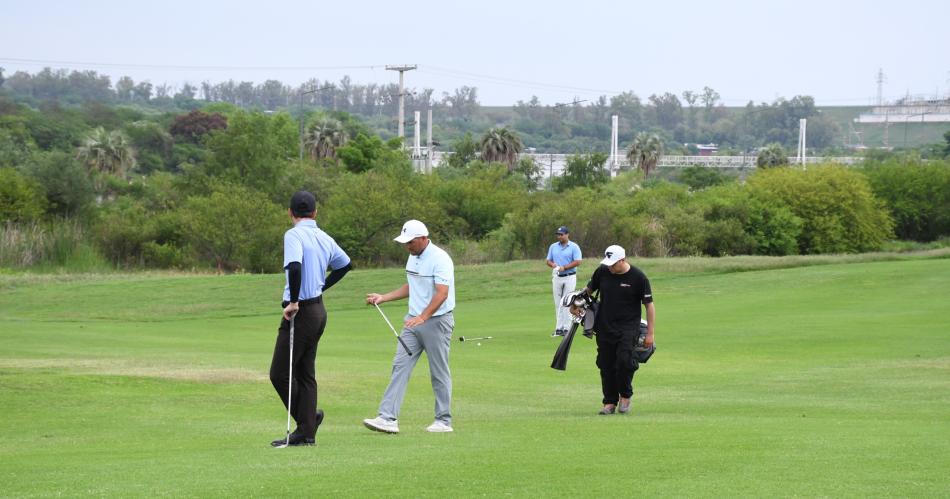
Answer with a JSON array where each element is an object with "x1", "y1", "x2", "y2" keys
[
  {"x1": 269, "y1": 191, "x2": 352, "y2": 447},
  {"x1": 582, "y1": 245, "x2": 655, "y2": 415}
]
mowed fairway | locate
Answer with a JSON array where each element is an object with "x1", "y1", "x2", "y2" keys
[{"x1": 1, "y1": 256, "x2": 948, "y2": 497}]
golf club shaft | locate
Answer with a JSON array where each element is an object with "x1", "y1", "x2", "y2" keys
[
  {"x1": 373, "y1": 303, "x2": 413, "y2": 357},
  {"x1": 285, "y1": 314, "x2": 295, "y2": 446},
  {"x1": 459, "y1": 336, "x2": 493, "y2": 342}
]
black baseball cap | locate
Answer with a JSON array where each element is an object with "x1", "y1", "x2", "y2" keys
[{"x1": 290, "y1": 191, "x2": 316, "y2": 217}]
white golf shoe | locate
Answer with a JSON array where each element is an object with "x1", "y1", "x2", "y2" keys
[
  {"x1": 363, "y1": 416, "x2": 399, "y2": 434},
  {"x1": 426, "y1": 421, "x2": 453, "y2": 433}
]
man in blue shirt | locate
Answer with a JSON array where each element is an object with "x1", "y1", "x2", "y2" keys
[
  {"x1": 363, "y1": 219, "x2": 456, "y2": 434},
  {"x1": 269, "y1": 191, "x2": 352, "y2": 447},
  {"x1": 546, "y1": 226, "x2": 582, "y2": 337}
]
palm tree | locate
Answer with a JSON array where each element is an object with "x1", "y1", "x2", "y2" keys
[
  {"x1": 479, "y1": 127, "x2": 523, "y2": 171},
  {"x1": 305, "y1": 118, "x2": 348, "y2": 160},
  {"x1": 76, "y1": 127, "x2": 136, "y2": 190},
  {"x1": 626, "y1": 132, "x2": 664, "y2": 178}
]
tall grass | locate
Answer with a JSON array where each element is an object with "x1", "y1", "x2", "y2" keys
[{"x1": 0, "y1": 221, "x2": 111, "y2": 272}]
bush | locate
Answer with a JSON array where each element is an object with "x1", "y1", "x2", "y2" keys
[
  {"x1": 676, "y1": 165, "x2": 732, "y2": 190},
  {"x1": 860, "y1": 159, "x2": 950, "y2": 241},
  {"x1": 179, "y1": 183, "x2": 286, "y2": 272},
  {"x1": 747, "y1": 165, "x2": 893, "y2": 253},
  {"x1": 433, "y1": 164, "x2": 526, "y2": 239},
  {"x1": 0, "y1": 167, "x2": 45, "y2": 223},
  {"x1": 22, "y1": 151, "x2": 95, "y2": 218},
  {"x1": 694, "y1": 183, "x2": 801, "y2": 256}
]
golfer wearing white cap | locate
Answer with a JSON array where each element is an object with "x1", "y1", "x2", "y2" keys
[
  {"x1": 580, "y1": 245, "x2": 655, "y2": 415},
  {"x1": 363, "y1": 219, "x2": 456, "y2": 434}
]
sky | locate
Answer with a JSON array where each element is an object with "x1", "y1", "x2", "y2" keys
[{"x1": 2, "y1": 0, "x2": 949, "y2": 107}]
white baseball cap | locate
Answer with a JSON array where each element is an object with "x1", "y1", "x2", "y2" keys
[
  {"x1": 394, "y1": 219, "x2": 429, "y2": 243},
  {"x1": 600, "y1": 245, "x2": 626, "y2": 265}
]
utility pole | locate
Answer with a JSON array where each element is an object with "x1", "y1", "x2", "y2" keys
[
  {"x1": 876, "y1": 68, "x2": 886, "y2": 106},
  {"x1": 386, "y1": 64, "x2": 417, "y2": 141},
  {"x1": 426, "y1": 109, "x2": 433, "y2": 174}
]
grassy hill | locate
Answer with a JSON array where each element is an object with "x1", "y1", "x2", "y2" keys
[{"x1": 1, "y1": 253, "x2": 948, "y2": 497}]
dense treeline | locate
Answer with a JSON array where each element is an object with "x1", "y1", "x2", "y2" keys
[
  {"x1": 1, "y1": 67, "x2": 843, "y2": 153},
  {"x1": 2, "y1": 83, "x2": 949, "y2": 273}
]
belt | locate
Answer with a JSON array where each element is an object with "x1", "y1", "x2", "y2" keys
[
  {"x1": 281, "y1": 296, "x2": 322, "y2": 307},
  {"x1": 557, "y1": 272, "x2": 576, "y2": 277}
]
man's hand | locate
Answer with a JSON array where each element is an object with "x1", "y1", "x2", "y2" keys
[
  {"x1": 283, "y1": 302, "x2": 299, "y2": 321},
  {"x1": 404, "y1": 316, "x2": 426, "y2": 328},
  {"x1": 366, "y1": 293, "x2": 383, "y2": 305},
  {"x1": 552, "y1": 266, "x2": 562, "y2": 277},
  {"x1": 644, "y1": 331, "x2": 655, "y2": 348}
]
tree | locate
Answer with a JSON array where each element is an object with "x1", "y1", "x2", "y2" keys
[
  {"x1": 479, "y1": 127, "x2": 523, "y2": 171},
  {"x1": 169, "y1": 110, "x2": 228, "y2": 143},
  {"x1": 202, "y1": 111, "x2": 296, "y2": 196},
  {"x1": 445, "y1": 133, "x2": 478, "y2": 169},
  {"x1": 554, "y1": 152, "x2": 609, "y2": 192},
  {"x1": 76, "y1": 127, "x2": 136, "y2": 189},
  {"x1": 627, "y1": 132, "x2": 664, "y2": 178},
  {"x1": 756, "y1": 143, "x2": 789, "y2": 168},
  {"x1": 305, "y1": 118, "x2": 348, "y2": 160},
  {"x1": 115, "y1": 77, "x2": 135, "y2": 102}
]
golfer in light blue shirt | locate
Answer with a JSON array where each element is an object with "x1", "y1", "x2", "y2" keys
[{"x1": 546, "y1": 225, "x2": 582, "y2": 337}]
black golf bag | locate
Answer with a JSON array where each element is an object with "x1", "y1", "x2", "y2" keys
[{"x1": 550, "y1": 289, "x2": 598, "y2": 371}]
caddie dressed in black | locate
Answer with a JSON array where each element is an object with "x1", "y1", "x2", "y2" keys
[{"x1": 582, "y1": 244, "x2": 655, "y2": 415}]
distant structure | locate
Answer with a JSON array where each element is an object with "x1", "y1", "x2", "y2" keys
[
  {"x1": 855, "y1": 96, "x2": 950, "y2": 123},
  {"x1": 695, "y1": 143, "x2": 719, "y2": 156}
]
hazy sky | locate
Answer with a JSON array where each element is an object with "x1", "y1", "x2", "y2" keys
[{"x1": 2, "y1": 0, "x2": 948, "y2": 106}]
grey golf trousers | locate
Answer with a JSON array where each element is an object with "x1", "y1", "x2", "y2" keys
[{"x1": 377, "y1": 312, "x2": 454, "y2": 424}]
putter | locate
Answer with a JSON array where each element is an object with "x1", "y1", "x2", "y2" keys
[
  {"x1": 275, "y1": 314, "x2": 295, "y2": 449},
  {"x1": 458, "y1": 336, "x2": 493, "y2": 342},
  {"x1": 373, "y1": 303, "x2": 413, "y2": 357}
]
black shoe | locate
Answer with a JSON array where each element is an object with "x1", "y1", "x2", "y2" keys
[
  {"x1": 315, "y1": 409, "x2": 325, "y2": 431},
  {"x1": 271, "y1": 431, "x2": 315, "y2": 447}
]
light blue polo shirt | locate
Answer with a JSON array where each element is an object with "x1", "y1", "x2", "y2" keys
[
  {"x1": 405, "y1": 241, "x2": 455, "y2": 317},
  {"x1": 547, "y1": 241, "x2": 582, "y2": 269},
  {"x1": 283, "y1": 219, "x2": 351, "y2": 302}
]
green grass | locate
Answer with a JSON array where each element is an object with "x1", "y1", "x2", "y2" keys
[{"x1": 1, "y1": 254, "x2": 948, "y2": 497}]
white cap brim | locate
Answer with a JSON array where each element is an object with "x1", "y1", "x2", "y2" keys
[
  {"x1": 393, "y1": 234, "x2": 414, "y2": 243},
  {"x1": 600, "y1": 256, "x2": 622, "y2": 266}
]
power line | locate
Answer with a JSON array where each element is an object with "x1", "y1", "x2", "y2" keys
[{"x1": 0, "y1": 57, "x2": 382, "y2": 72}]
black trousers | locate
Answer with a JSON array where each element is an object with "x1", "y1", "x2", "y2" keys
[
  {"x1": 595, "y1": 328, "x2": 639, "y2": 405},
  {"x1": 269, "y1": 300, "x2": 327, "y2": 438}
]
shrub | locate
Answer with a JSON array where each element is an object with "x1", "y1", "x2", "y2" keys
[
  {"x1": 860, "y1": 159, "x2": 950, "y2": 241},
  {"x1": 747, "y1": 165, "x2": 893, "y2": 253},
  {"x1": 0, "y1": 167, "x2": 45, "y2": 223},
  {"x1": 22, "y1": 151, "x2": 95, "y2": 218},
  {"x1": 179, "y1": 183, "x2": 286, "y2": 272}
]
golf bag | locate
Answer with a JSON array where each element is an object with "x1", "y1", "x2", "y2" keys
[{"x1": 551, "y1": 289, "x2": 598, "y2": 371}]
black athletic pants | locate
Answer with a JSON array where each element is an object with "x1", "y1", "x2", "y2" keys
[
  {"x1": 595, "y1": 327, "x2": 639, "y2": 405},
  {"x1": 269, "y1": 300, "x2": 327, "y2": 438}
]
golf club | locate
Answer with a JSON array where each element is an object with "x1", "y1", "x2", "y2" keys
[
  {"x1": 458, "y1": 336, "x2": 493, "y2": 342},
  {"x1": 274, "y1": 314, "x2": 295, "y2": 449},
  {"x1": 373, "y1": 303, "x2": 413, "y2": 357}
]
